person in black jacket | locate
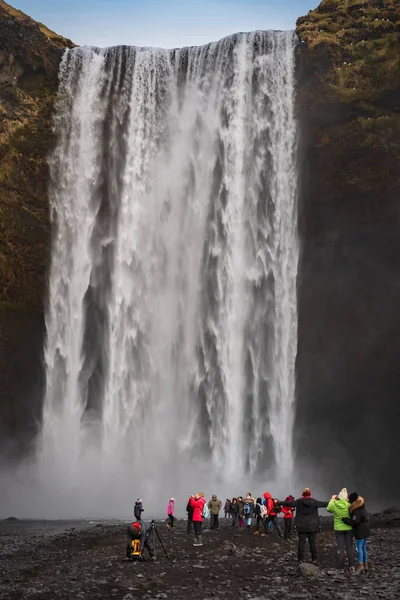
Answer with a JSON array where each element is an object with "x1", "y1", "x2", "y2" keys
[
  {"x1": 230, "y1": 497, "x2": 240, "y2": 528},
  {"x1": 186, "y1": 497, "x2": 194, "y2": 534},
  {"x1": 134, "y1": 499, "x2": 144, "y2": 521},
  {"x1": 342, "y1": 492, "x2": 370, "y2": 575},
  {"x1": 280, "y1": 488, "x2": 328, "y2": 563}
]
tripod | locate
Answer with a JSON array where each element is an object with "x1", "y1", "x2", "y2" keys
[{"x1": 151, "y1": 520, "x2": 170, "y2": 561}]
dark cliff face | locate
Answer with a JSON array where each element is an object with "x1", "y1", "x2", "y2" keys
[
  {"x1": 0, "y1": 0, "x2": 72, "y2": 457},
  {"x1": 0, "y1": 0, "x2": 73, "y2": 308},
  {"x1": 295, "y1": 0, "x2": 400, "y2": 502}
]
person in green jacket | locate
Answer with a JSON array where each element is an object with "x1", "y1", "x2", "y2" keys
[{"x1": 327, "y1": 488, "x2": 354, "y2": 571}]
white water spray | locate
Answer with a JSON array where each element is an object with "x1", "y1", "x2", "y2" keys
[{"x1": 37, "y1": 31, "x2": 298, "y2": 516}]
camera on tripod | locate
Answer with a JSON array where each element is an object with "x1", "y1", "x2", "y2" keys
[{"x1": 126, "y1": 518, "x2": 169, "y2": 562}]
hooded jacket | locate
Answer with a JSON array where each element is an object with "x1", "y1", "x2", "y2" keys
[
  {"x1": 282, "y1": 496, "x2": 295, "y2": 519},
  {"x1": 208, "y1": 498, "x2": 222, "y2": 515},
  {"x1": 327, "y1": 498, "x2": 353, "y2": 532},
  {"x1": 190, "y1": 496, "x2": 206, "y2": 522},
  {"x1": 230, "y1": 500, "x2": 239, "y2": 516},
  {"x1": 342, "y1": 497, "x2": 370, "y2": 539},
  {"x1": 263, "y1": 492, "x2": 274, "y2": 515},
  {"x1": 167, "y1": 500, "x2": 175, "y2": 515},
  {"x1": 280, "y1": 497, "x2": 328, "y2": 533},
  {"x1": 134, "y1": 501, "x2": 144, "y2": 520}
]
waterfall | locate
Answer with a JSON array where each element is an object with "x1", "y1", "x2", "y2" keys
[{"x1": 40, "y1": 31, "x2": 298, "y2": 515}]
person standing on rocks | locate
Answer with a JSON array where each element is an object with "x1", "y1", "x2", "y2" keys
[
  {"x1": 186, "y1": 496, "x2": 194, "y2": 534},
  {"x1": 237, "y1": 496, "x2": 245, "y2": 527},
  {"x1": 166, "y1": 498, "x2": 176, "y2": 528},
  {"x1": 243, "y1": 493, "x2": 255, "y2": 530},
  {"x1": 327, "y1": 488, "x2": 354, "y2": 571},
  {"x1": 282, "y1": 495, "x2": 295, "y2": 540},
  {"x1": 341, "y1": 492, "x2": 370, "y2": 574},
  {"x1": 279, "y1": 488, "x2": 328, "y2": 563},
  {"x1": 230, "y1": 497, "x2": 240, "y2": 528},
  {"x1": 134, "y1": 499, "x2": 144, "y2": 521},
  {"x1": 224, "y1": 499, "x2": 232, "y2": 518},
  {"x1": 208, "y1": 495, "x2": 222, "y2": 529},
  {"x1": 264, "y1": 492, "x2": 282, "y2": 536},
  {"x1": 190, "y1": 493, "x2": 206, "y2": 546},
  {"x1": 254, "y1": 497, "x2": 267, "y2": 534}
]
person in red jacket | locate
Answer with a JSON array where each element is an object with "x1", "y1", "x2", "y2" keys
[
  {"x1": 282, "y1": 495, "x2": 295, "y2": 540},
  {"x1": 189, "y1": 493, "x2": 206, "y2": 547},
  {"x1": 263, "y1": 492, "x2": 282, "y2": 536}
]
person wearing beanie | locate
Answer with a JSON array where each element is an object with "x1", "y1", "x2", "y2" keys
[
  {"x1": 279, "y1": 488, "x2": 328, "y2": 563},
  {"x1": 126, "y1": 519, "x2": 154, "y2": 560},
  {"x1": 327, "y1": 488, "x2": 354, "y2": 571},
  {"x1": 208, "y1": 495, "x2": 222, "y2": 529},
  {"x1": 134, "y1": 498, "x2": 144, "y2": 521},
  {"x1": 166, "y1": 498, "x2": 176, "y2": 528},
  {"x1": 342, "y1": 492, "x2": 370, "y2": 575},
  {"x1": 281, "y1": 495, "x2": 295, "y2": 540}
]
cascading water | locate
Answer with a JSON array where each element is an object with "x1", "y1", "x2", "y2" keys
[{"x1": 38, "y1": 31, "x2": 298, "y2": 516}]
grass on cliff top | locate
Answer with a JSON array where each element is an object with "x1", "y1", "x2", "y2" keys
[
  {"x1": 297, "y1": 0, "x2": 400, "y2": 104},
  {"x1": 0, "y1": 0, "x2": 74, "y2": 47}
]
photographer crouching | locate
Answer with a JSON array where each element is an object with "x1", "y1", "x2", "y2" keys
[{"x1": 127, "y1": 520, "x2": 155, "y2": 561}]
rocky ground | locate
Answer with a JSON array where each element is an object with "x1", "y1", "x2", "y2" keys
[{"x1": 1, "y1": 513, "x2": 400, "y2": 600}]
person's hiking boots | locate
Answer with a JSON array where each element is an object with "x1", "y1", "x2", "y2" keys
[
  {"x1": 193, "y1": 535, "x2": 203, "y2": 547},
  {"x1": 354, "y1": 563, "x2": 364, "y2": 575}
]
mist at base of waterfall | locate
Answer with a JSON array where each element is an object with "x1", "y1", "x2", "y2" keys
[{"x1": 1, "y1": 457, "x2": 306, "y2": 520}]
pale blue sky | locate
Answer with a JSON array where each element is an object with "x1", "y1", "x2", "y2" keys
[{"x1": 12, "y1": 0, "x2": 317, "y2": 48}]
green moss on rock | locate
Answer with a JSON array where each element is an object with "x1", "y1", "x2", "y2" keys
[
  {"x1": 296, "y1": 0, "x2": 400, "y2": 240},
  {"x1": 0, "y1": 0, "x2": 74, "y2": 309}
]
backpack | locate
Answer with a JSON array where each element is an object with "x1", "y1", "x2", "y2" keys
[
  {"x1": 259, "y1": 503, "x2": 267, "y2": 517},
  {"x1": 243, "y1": 502, "x2": 251, "y2": 516},
  {"x1": 202, "y1": 503, "x2": 210, "y2": 519}
]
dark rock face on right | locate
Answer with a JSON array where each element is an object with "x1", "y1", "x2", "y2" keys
[{"x1": 295, "y1": 0, "x2": 400, "y2": 502}]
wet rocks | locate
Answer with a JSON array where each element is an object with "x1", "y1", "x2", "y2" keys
[
  {"x1": 297, "y1": 562, "x2": 322, "y2": 578},
  {"x1": 0, "y1": 518, "x2": 399, "y2": 599}
]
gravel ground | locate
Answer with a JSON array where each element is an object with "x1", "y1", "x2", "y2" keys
[{"x1": 1, "y1": 515, "x2": 399, "y2": 599}]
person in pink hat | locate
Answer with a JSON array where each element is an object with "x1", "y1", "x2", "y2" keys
[{"x1": 166, "y1": 498, "x2": 176, "y2": 528}]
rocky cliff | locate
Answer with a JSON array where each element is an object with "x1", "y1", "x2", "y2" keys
[
  {"x1": 295, "y1": 0, "x2": 400, "y2": 501},
  {"x1": 0, "y1": 0, "x2": 73, "y2": 456},
  {"x1": 0, "y1": 0, "x2": 73, "y2": 308}
]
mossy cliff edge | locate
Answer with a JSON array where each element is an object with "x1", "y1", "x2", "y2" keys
[
  {"x1": 295, "y1": 0, "x2": 400, "y2": 499},
  {"x1": 0, "y1": 0, "x2": 73, "y2": 454},
  {"x1": 0, "y1": 0, "x2": 73, "y2": 309}
]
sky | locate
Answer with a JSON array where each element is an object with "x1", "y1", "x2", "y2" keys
[{"x1": 11, "y1": 0, "x2": 318, "y2": 48}]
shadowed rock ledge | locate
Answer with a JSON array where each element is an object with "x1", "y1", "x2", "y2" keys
[
  {"x1": 295, "y1": 0, "x2": 400, "y2": 501},
  {"x1": 0, "y1": 0, "x2": 73, "y2": 456}
]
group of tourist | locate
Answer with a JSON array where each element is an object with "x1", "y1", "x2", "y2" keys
[{"x1": 131, "y1": 487, "x2": 370, "y2": 574}]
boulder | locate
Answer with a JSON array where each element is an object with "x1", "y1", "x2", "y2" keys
[{"x1": 297, "y1": 562, "x2": 322, "y2": 578}]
